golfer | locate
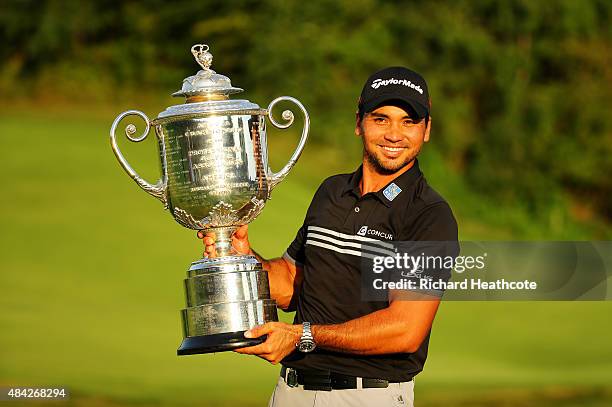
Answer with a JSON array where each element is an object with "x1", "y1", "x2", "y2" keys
[{"x1": 200, "y1": 66, "x2": 458, "y2": 406}]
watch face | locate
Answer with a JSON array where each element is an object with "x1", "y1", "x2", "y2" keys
[{"x1": 299, "y1": 340, "x2": 316, "y2": 353}]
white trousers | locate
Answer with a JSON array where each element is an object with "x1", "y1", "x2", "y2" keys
[{"x1": 268, "y1": 376, "x2": 415, "y2": 407}]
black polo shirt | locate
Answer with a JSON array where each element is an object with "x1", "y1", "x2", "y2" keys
[{"x1": 281, "y1": 159, "x2": 458, "y2": 382}]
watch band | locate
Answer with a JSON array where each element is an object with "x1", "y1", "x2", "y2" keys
[{"x1": 302, "y1": 322, "x2": 313, "y2": 340}]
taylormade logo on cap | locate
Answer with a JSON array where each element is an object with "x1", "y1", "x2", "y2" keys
[{"x1": 371, "y1": 78, "x2": 424, "y2": 94}]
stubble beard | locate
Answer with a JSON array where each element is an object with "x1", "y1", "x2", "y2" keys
[{"x1": 363, "y1": 142, "x2": 420, "y2": 175}]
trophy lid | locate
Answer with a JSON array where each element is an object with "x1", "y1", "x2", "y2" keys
[
  {"x1": 157, "y1": 44, "x2": 263, "y2": 119},
  {"x1": 172, "y1": 44, "x2": 243, "y2": 98}
]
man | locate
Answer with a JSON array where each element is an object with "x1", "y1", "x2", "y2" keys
[{"x1": 200, "y1": 67, "x2": 458, "y2": 406}]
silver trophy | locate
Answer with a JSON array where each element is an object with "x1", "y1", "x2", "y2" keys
[{"x1": 110, "y1": 44, "x2": 309, "y2": 355}]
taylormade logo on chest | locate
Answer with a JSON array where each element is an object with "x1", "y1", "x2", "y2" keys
[{"x1": 371, "y1": 78, "x2": 423, "y2": 94}]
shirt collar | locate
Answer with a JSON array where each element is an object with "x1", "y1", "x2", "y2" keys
[{"x1": 341, "y1": 159, "x2": 423, "y2": 207}]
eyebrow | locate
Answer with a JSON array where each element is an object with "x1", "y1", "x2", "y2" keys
[{"x1": 368, "y1": 112, "x2": 415, "y2": 120}]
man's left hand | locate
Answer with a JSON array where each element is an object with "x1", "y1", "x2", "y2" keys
[{"x1": 234, "y1": 322, "x2": 302, "y2": 364}]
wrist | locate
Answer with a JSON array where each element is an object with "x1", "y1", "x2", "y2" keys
[{"x1": 294, "y1": 324, "x2": 303, "y2": 341}]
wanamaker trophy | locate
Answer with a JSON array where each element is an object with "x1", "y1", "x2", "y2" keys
[{"x1": 109, "y1": 44, "x2": 310, "y2": 355}]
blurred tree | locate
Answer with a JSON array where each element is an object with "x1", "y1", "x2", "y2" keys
[{"x1": 0, "y1": 0, "x2": 610, "y2": 221}]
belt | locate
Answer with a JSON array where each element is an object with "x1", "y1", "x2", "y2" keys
[{"x1": 280, "y1": 366, "x2": 410, "y2": 391}]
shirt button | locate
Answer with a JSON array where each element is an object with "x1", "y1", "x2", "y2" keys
[{"x1": 354, "y1": 207, "x2": 360, "y2": 213}]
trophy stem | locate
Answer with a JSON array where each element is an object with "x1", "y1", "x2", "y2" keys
[{"x1": 208, "y1": 226, "x2": 238, "y2": 257}]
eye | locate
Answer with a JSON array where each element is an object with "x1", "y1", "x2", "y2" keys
[
  {"x1": 373, "y1": 117, "x2": 388, "y2": 124},
  {"x1": 403, "y1": 119, "x2": 416, "y2": 126}
]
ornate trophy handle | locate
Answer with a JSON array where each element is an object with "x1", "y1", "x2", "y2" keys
[
  {"x1": 266, "y1": 96, "x2": 310, "y2": 191},
  {"x1": 110, "y1": 110, "x2": 168, "y2": 207}
]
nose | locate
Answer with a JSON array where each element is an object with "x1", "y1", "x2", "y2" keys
[{"x1": 383, "y1": 123, "x2": 404, "y2": 143}]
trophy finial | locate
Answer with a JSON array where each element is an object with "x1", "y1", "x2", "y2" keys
[
  {"x1": 172, "y1": 43, "x2": 243, "y2": 99},
  {"x1": 191, "y1": 44, "x2": 213, "y2": 71}
]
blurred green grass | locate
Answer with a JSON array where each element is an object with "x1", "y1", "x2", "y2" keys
[{"x1": 1, "y1": 108, "x2": 611, "y2": 406}]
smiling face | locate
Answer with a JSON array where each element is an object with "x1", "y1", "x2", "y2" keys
[{"x1": 356, "y1": 104, "x2": 431, "y2": 175}]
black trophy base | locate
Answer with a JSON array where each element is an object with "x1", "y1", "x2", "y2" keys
[{"x1": 177, "y1": 331, "x2": 265, "y2": 355}]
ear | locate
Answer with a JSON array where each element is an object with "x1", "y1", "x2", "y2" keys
[
  {"x1": 355, "y1": 112, "x2": 362, "y2": 137},
  {"x1": 424, "y1": 116, "x2": 432, "y2": 142}
]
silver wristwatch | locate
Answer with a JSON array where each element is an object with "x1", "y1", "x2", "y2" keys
[{"x1": 296, "y1": 322, "x2": 316, "y2": 353}]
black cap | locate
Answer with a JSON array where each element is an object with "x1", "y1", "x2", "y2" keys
[{"x1": 358, "y1": 66, "x2": 430, "y2": 119}]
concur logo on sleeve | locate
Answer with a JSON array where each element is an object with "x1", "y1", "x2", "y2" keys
[{"x1": 371, "y1": 78, "x2": 423, "y2": 94}]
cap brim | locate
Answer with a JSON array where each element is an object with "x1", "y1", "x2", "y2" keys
[{"x1": 362, "y1": 95, "x2": 428, "y2": 119}]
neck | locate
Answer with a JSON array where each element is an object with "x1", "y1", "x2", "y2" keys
[{"x1": 360, "y1": 160, "x2": 415, "y2": 195}]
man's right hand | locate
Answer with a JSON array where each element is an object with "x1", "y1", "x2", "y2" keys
[{"x1": 197, "y1": 225, "x2": 251, "y2": 258}]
